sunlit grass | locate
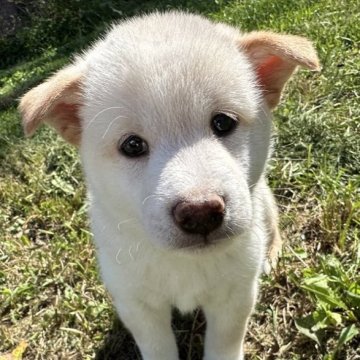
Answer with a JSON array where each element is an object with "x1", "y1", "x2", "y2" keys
[{"x1": 1, "y1": 0, "x2": 359, "y2": 359}]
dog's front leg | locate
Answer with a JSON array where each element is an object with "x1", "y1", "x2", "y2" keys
[
  {"x1": 203, "y1": 291, "x2": 256, "y2": 360},
  {"x1": 115, "y1": 300, "x2": 178, "y2": 360}
]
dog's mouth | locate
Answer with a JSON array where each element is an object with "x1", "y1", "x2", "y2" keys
[{"x1": 170, "y1": 229, "x2": 237, "y2": 253}]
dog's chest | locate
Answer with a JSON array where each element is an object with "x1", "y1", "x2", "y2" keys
[
  {"x1": 145, "y1": 256, "x2": 226, "y2": 312},
  {"x1": 101, "y1": 239, "x2": 253, "y2": 313}
]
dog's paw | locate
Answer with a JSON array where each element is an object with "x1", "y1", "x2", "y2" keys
[{"x1": 263, "y1": 238, "x2": 282, "y2": 274}]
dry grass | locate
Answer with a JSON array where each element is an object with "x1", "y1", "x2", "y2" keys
[{"x1": 1, "y1": 0, "x2": 359, "y2": 359}]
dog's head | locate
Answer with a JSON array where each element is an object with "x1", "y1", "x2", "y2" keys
[{"x1": 19, "y1": 12, "x2": 319, "y2": 251}]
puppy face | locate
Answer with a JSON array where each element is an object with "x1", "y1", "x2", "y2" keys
[
  {"x1": 19, "y1": 12, "x2": 319, "y2": 251},
  {"x1": 80, "y1": 15, "x2": 269, "y2": 250}
]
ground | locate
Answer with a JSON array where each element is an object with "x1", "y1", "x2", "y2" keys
[{"x1": 0, "y1": 0, "x2": 359, "y2": 359}]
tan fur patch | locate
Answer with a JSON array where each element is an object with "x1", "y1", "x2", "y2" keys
[
  {"x1": 238, "y1": 31, "x2": 320, "y2": 108},
  {"x1": 19, "y1": 64, "x2": 84, "y2": 145}
]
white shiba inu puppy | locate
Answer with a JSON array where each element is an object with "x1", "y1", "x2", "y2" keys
[{"x1": 19, "y1": 11, "x2": 319, "y2": 360}]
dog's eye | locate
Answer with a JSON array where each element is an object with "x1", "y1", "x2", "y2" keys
[
  {"x1": 211, "y1": 113, "x2": 237, "y2": 137},
  {"x1": 120, "y1": 135, "x2": 149, "y2": 157}
]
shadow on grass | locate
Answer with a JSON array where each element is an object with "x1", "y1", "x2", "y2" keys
[
  {"x1": 95, "y1": 309, "x2": 206, "y2": 360},
  {"x1": 1, "y1": 0, "x2": 225, "y2": 71},
  {"x1": 95, "y1": 317, "x2": 141, "y2": 360}
]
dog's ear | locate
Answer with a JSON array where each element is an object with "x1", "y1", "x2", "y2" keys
[
  {"x1": 238, "y1": 31, "x2": 320, "y2": 109},
  {"x1": 19, "y1": 63, "x2": 84, "y2": 145}
]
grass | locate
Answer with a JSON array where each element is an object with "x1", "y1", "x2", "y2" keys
[{"x1": 0, "y1": 0, "x2": 359, "y2": 359}]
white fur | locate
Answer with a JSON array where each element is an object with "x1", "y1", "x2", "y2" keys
[{"x1": 80, "y1": 12, "x2": 272, "y2": 360}]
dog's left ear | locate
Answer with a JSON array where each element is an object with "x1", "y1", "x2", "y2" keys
[{"x1": 238, "y1": 31, "x2": 320, "y2": 109}]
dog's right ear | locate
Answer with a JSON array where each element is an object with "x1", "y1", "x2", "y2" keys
[{"x1": 19, "y1": 63, "x2": 84, "y2": 146}]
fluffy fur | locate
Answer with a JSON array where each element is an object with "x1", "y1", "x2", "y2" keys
[{"x1": 19, "y1": 12, "x2": 319, "y2": 360}]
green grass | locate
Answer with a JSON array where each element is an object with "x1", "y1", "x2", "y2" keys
[{"x1": 1, "y1": 0, "x2": 359, "y2": 359}]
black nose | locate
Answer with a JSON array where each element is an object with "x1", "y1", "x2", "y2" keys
[{"x1": 172, "y1": 195, "x2": 225, "y2": 235}]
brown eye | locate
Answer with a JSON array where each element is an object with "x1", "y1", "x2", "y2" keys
[
  {"x1": 119, "y1": 135, "x2": 149, "y2": 157},
  {"x1": 211, "y1": 113, "x2": 237, "y2": 137}
]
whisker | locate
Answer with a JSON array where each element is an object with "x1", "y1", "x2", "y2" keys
[
  {"x1": 102, "y1": 114, "x2": 126, "y2": 139},
  {"x1": 115, "y1": 247, "x2": 122, "y2": 265},
  {"x1": 86, "y1": 106, "x2": 124, "y2": 129},
  {"x1": 117, "y1": 218, "x2": 136, "y2": 232},
  {"x1": 142, "y1": 193, "x2": 167, "y2": 206},
  {"x1": 142, "y1": 194, "x2": 158, "y2": 205},
  {"x1": 128, "y1": 246, "x2": 134, "y2": 260}
]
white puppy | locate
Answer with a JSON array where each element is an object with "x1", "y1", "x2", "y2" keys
[{"x1": 20, "y1": 12, "x2": 319, "y2": 360}]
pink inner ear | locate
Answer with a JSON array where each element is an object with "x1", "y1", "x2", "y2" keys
[
  {"x1": 256, "y1": 55, "x2": 294, "y2": 96},
  {"x1": 52, "y1": 102, "x2": 81, "y2": 144},
  {"x1": 254, "y1": 54, "x2": 297, "y2": 108},
  {"x1": 257, "y1": 55, "x2": 283, "y2": 84}
]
